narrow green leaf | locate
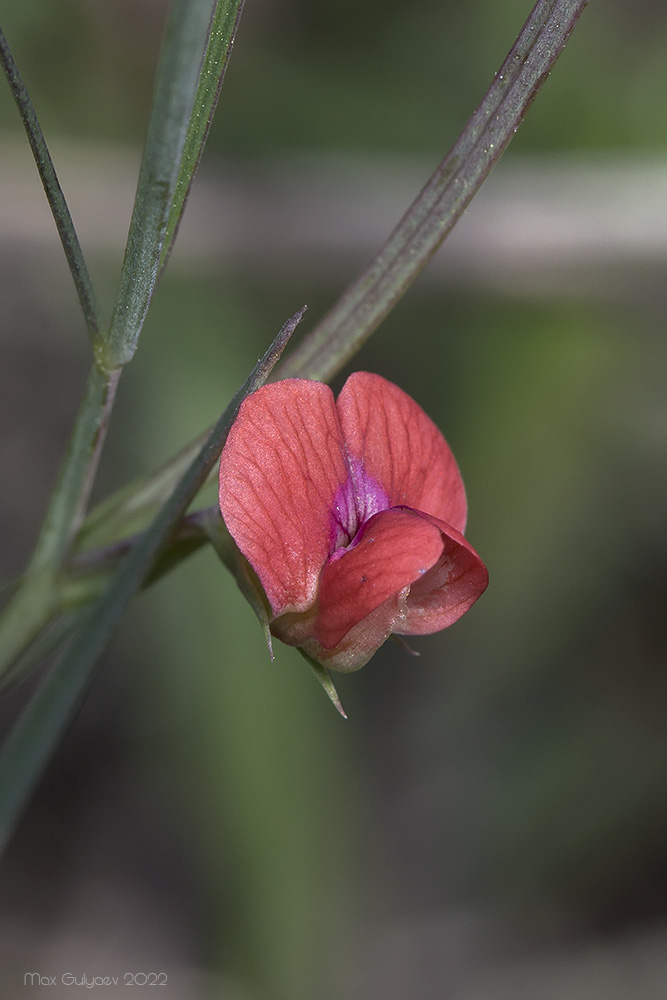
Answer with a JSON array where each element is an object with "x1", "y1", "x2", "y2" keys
[
  {"x1": 0, "y1": 1, "x2": 245, "y2": 690},
  {"x1": 68, "y1": 521, "x2": 209, "y2": 591},
  {"x1": 71, "y1": 0, "x2": 591, "y2": 533},
  {"x1": 159, "y1": 0, "x2": 246, "y2": 273},
  {"x1": 0, "y1": 28, "x2": 100, "y2": 342},
  {"x1": 103, "y1": 0, "x2": 219, "y2": 371},
  {"x1": 0, "y1": 307, "x2": 304, "y2": 856},
  {"x1": 0, "y1": 611, "x2": 83, "y2": 695},
  {"x1": 277, "y1": 0, "x2": 591, "y2": 383},
  {"x1": 73, "y1": 427, "x2": 211, "y2": 553},
  {"x1": 0, "y1": 515, "x2": 209, "y2": 694},
  {"x1": 0, "y1": 572, "x2": 59, "y2": 686}
]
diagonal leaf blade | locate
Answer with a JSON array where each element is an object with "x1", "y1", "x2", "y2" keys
[
  {"x1": 277, "y1": 0, "x2": 591, "y2": 383},
  {"x1": 103, "y1": 0, "x2": 223, "y2": 370},
  {"x1": 0, "y1": 307, "x2": 305, "y2": 856},
  {"x1": 159, "y1": 0, "x2": 246, "y2": 274},
  {"x1": 72, "y1": 0, "x2": 590, "y2": 531},
  {"x1": 73, "y1": 427, "x2": 211, "y2": 553}
]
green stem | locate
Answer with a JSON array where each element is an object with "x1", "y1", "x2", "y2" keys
[
  {"x1": 30, "y1": 365, "x2": 120, "y2": 573},
  {"x1": 0, "y1": 512, "x2": 209, "y2": 693},
  {"x1": 0, "y1": 606, "x2": 84, "y2": 697},
  {"x1": 67, "y1": 513, "x2": 204, "y2": 576},
  {"x1": 0, "y1": 0, "x2": 240, "y2": 683},
  {"x1": 0, "y1": 366, "x2": 119, "y2": 683},
  {"x1": 0, "y1": 575, "x2": 60, "y2": 688},
  {"x1": 278, "y1": 0, "x2": 590, "y2": 382},
  {"x1": 0, "y1": 307, "x2": 303, "y2": 856},
  {"x1": 0, "y1": 27, "x2": 100, "y2": 343}
]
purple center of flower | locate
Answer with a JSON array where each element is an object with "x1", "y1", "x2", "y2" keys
[{"x1": 329, "y1": 459, "x2": 390, "y2": 559}]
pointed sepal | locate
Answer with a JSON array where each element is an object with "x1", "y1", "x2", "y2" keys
[{"x1": 298, "y1": 649, "x2": 347, "y2": 718}]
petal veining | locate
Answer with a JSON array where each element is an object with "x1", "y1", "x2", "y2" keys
[
  {"x1": 219, "y1": 379, "x2": 348, "y2": 616},
  {"x1": 336, "y1": 372, "x2": 468, "y2": 532}
]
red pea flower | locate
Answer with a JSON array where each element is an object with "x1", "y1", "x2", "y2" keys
[{"x1": 219, "y1": 372, "x2": 488, "y2": 673}]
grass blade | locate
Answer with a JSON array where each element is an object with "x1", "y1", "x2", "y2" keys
[
  {"x1": 159, "y1": 0, "x2": 246, "y2": 273},
  {"x1": 0, "y1": 28, "x2": 100, "y2": 342},
  {"x1": 0, "y1": 307, "x2": 304, "y2": 856},
  {"x1": 278, "y1": 0, "x2": 591, "y2": 382},
  {"x1": 0, "y1": 611, "x2": 83, "y2": 695},
  {"x1": 103, "y1": 0, "x2": 219, "y2": 370}
]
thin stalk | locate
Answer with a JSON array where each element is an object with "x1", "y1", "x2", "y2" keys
[
  {"x1": 0, "y1": 366, "x2": 119, "y2": 683},
  {"x1": 0, "y1": 610, "x2": 84, "y2": 696},
  {"x1": 67, "y1": 514, "x2": 205, "y2": 577},
  {"x1": 0, "y1": 1, "x2": 244, "y2": 684},
  {"x1": 0, "y1": 511, "x2": 208, "y2": 694},
  {"x1": 0, "y1": 576, "x2": 60, "y2": 688},
  {"x1": 0, "y1": 308, "x2": 304, "y2": 856},
  {"x1": 30, "y1": 366, "x2": 120, "y2": 573},
  {"x1": 0, "y1": 27, "x2": 100, "y2": 343},
  {"x1": 278, "y1": 0, "x2": 591, "y2": 382}
]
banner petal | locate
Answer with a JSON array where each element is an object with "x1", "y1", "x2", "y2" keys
[
  {"x1": 336, "y1": 372, "x2": 468, "y2": 533},
  {"x1": 219, "y1": 379, "x2": 348, "y2": 616}
]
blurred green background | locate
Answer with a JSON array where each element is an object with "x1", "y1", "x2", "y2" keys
[{"x1": 1, "y1": 1, "x2": 667, "y2": 997}]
